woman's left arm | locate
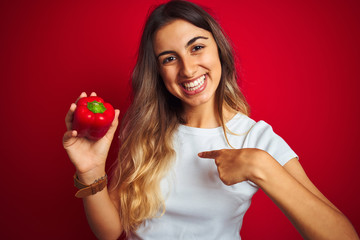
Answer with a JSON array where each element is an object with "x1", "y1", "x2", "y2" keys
[
  {"x1": 199, "y1": 149, "x2": 359, "y2": 240},
  {"x1": 258, "y1": 155, "x2": 358, "y2": 240}
]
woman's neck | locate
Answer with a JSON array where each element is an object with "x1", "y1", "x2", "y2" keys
[{"x1": 181, "y1": 101, "x2": 237, "y2": 129}]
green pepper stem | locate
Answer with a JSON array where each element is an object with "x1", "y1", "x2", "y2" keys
[{"x1": 87, "y1": 101, "x2": 107, "y2": 114}]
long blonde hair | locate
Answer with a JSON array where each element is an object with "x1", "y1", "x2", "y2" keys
[{"x1": 109, "y1": 0, "x2": 250, "y2": 235}]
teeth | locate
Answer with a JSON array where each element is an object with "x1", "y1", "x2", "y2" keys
[{"x1": 182, "y1": 75, "x2": 206, "y2": 91}]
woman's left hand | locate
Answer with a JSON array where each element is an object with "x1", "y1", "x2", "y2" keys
[
  {"x1": 198, "y1": 148, "x2": 270, "y2": 185},
  {"x1": 200, "y1": 148, "x2": 360, "y2": 239}
]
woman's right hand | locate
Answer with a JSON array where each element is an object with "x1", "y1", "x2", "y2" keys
[{"x1": 62, "y1": 92, "x2": 120, "y2": 184}]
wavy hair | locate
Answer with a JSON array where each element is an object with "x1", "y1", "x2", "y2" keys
[{"x1": 109, "y1": 0, "x2": 250, "y2": 235}]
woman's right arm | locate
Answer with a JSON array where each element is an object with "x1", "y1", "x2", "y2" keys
[{"x1": 63, "y1": 92, "x2": 123, "y2": 240}]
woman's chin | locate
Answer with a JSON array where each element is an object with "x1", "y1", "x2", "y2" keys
[{"x1": 182, "y1": 93, "x2": 215, "y2": 109}]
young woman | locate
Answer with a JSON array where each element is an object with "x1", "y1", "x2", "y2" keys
[{"x1": 63, "y1": 1, "x2": 359, "y2": 239}]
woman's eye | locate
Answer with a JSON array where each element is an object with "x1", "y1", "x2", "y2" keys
[
  {"x1": 163, "y1": 56, "x2": 176, "y2": 64},
  {"x1": 192, "y1": 45, "x2": 204, "y2": 52}
]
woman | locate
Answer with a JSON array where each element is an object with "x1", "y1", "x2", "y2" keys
[{"x1": 63, "y1": 0, "x2": 359, "y2": 239}]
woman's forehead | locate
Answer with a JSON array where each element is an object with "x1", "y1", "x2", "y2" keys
[{"x1": 153, "y1": 19, "x2": 211, "y2": 51}]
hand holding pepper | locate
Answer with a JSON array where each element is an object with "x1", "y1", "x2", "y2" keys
[
  {"x1": 72, "y1": 95, "x2": 115, "y2": 140},
  {"x1": 63, "y1": 92, "x2": 120, "y2": 184}
]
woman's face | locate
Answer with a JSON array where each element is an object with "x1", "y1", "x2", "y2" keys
[{"x1": 153, "y1": 19, "x2": 222, "y2": 110}]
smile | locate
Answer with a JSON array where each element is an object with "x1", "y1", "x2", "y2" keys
[{"x1": 181, "y1": 74, "x2": 206, "y2": 92}]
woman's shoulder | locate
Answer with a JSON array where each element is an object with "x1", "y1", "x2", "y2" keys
[
  {"x1": 226, "y1": 112, "x2": 256, "y2": 130},
  {"x1": 228, "y1": 112, "x2": 275, "y2": 131},
  {"x1": 227, "y1": 113, "x2": 282, "y2": 142}
]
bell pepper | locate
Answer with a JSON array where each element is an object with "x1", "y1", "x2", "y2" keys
[{"x1": 72, "y1": 96, "x2": 115, "y2": 140}]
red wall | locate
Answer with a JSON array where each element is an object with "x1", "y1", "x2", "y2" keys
[{"x1": 1, "y1": 0, "x2": 359, "y2": 239}]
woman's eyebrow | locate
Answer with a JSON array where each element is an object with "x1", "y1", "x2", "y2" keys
[
  {"x1": 157, "y1": 50, "x2": 176, "y2": 59},
  {"x1": 156, "y1": 36, "x2": 209, "y2": 59},
  {"x1": 185, "y1": 36, "x2": 208, "y2": 49}
]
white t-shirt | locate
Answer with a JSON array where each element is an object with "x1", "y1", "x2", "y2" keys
[{"x1": 130, "y1": 113, "x2": 298, "y2": 240}]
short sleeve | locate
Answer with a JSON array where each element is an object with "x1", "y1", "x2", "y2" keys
[{"x1": 243, "y1": 120, "x2": 298, "y2": 166}]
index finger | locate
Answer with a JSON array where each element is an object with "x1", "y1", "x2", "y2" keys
[
  {"x1": 198, "y1": 150, "x2": 220, "y2": 159},
  {"x1": 75, "y1": 92, "x2": 88, "y2": 104}
]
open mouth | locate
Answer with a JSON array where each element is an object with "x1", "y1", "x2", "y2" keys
[{"x1": 181, "y1": 74, "x2": 206, "y2": 93}]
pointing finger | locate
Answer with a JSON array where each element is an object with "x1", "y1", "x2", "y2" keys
[{"x1": 198, "y1": 150, "x2": 220, "y2": 159}]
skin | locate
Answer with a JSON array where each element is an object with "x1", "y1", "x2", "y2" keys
[{"x1": 63, "y1": 19, "x2": 359, "y2": 239}]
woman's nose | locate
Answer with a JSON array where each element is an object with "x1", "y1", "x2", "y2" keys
[{"x1": 179, "y1": 57, "x2": 197, "y2": 78}]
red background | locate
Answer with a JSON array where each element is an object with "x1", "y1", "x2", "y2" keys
[{"x1": 1, "y1": 0, "x2": 359, "y2": 239}]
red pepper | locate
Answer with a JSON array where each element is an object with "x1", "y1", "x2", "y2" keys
[{"x1": 72, "y1": 96, "x2": 115, "y2": 140}]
